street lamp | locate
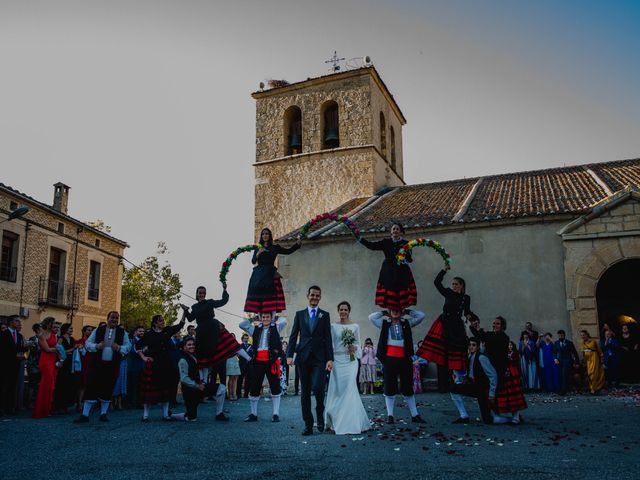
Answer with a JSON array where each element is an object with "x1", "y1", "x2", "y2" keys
[{"x1": 1, "y1": 206, "x2": 30, "y2": 224}]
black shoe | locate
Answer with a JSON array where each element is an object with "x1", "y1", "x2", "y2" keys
[
  {"x1": 317, "y1": 423, "x2": 325, "y2": 432},
  {"x1": 272, "y1": 414, "x2": 280, "y2": 423},
  {"x1": 99, "y1": 414, "x2": 109, "y2": 422},
  {"x1": 387, "y1": 415, "x2": 395, "y2": 424},
  {"x1": 244, "y1": 414, "x2": 258, "y2": 422},
  {"x1": 162, "y1": 416, "x2": 173, "y2": 422},
  {"x1": 452, "y1": 417, "x2": 470, "y2": 424},
  {"x1": 302, "y1": 426, "x2": 313, "y2": 436},
  {"x1": 412, "y1": 415, "x2": 426, "y2": 424},
  {"x1": 141, "y1": 416, "x2": 149, "y2": 423},
  {"x1": 73, "y1": 415, "x2": 89, "y2": 424},
  {"x1": 216, "y1": 413, "x2": 230, "y2": 422}
]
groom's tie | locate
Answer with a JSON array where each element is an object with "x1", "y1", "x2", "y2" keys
[{"x1": 309, "y1": 308, "x2": 316, "y2": 331}]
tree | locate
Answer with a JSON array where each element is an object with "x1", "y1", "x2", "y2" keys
[
  {"x1": 86, "y1": 218, "x2": 112, "y2": 233},
  {"x1": 120, "y1": 242, "x2": 182, "y2": 330}
]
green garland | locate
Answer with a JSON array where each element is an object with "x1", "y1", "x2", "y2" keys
[
  {"x1": 219, "y1": 244, "x2": 260, "y2": 288},
  {"x1": 396, "y1": 238, "x2": 451, "y2": 267}
]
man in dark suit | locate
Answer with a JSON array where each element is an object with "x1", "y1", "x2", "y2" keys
[
  {"x1": 554, "y1": 329, "x2": 579, "y2": 394},
  {"x1": 287, "y1": 285, "x2": 334, "y2": 436},
  {"x1": 237, "y1": 333, "x2": 252, "y2": 399},
  {"x1": 0, "y1": 315, "x2": 25, "y2": 415}
]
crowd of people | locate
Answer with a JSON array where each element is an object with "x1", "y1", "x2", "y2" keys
[{"x1": 0, "y1": 222, "x2": 638, "y2": 434}]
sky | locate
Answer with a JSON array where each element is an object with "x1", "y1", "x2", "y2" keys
[{"x1": 1, "y1": 0, "x2": 639, "y2": 327}]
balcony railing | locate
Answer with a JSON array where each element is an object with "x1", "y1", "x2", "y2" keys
[
  {"x1": 38, "y1": 276, "x2": 79, "y2": 309},
  {"x1": 0, "y1": 265, "x2": 17, "y2": 282}
]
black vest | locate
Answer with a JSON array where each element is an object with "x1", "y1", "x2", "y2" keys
[
  {"x1": 470, "y1": 353, "x2": 490, "y2": 389},
  {"x1": 377, "y1": 319, "x2": 414, "y2": 363},
  {"x1": 94, "y1": 325, "x2": 125, "y2": 344},
  {"x1": 93, "y1": 325, "x2": 125, "y2": 364},
  {"x1": 182, "y1": 352, "x2": 200, "y2": 385},
  {"x1": 251, "y1": 324, "x2": 282, "y2": 363}
]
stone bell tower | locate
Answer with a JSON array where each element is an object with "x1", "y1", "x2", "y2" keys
[{"x1": 251, "y1": 66, "x2": 406, "y2": 240}]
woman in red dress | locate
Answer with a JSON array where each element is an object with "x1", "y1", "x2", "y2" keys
[{"x1": 32, "y1": 317, "x2": 60, "y2": 419}]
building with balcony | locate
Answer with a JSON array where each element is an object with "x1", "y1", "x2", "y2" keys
[{"x1": 0, "y1": 182, "x2": 128, "y2": 332}]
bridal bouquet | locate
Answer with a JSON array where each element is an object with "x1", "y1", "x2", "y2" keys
[{"x1": 341, "y1": 328, "x2": 357, "y2": 361}]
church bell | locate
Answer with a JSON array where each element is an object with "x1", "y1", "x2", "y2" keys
[
  {"x1": 289, "y1": 133, "x2": 302, "y2": 149},
  {"x1": 324, "y1": 128, "x2": 339, "y2": 144}
]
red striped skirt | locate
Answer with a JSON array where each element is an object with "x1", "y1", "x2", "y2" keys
[
  {"x1": 140, "y1": 361, "x2": 171, "y2": 404},
  {"x1": 374, "y1": 280, "x2": 417, "y2": 310},
  {"x1": 197, "y1": 328, "x2": 242, "y2": 369},
  {"x1": 244, "y1": 277, "x2": 286, "y2": 313},
  {"x1": 416, "y1": 317, "x2": 467, "y2": 371},
  {"x1": 495, "y1": 365, "x2": 527, "y2": 414}
]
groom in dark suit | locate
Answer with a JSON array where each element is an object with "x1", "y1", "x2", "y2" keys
[{"x1": 287, "y1": 285, "x2": 334, "y2": 436}]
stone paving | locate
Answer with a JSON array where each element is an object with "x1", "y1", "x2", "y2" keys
[{"x1": 1, "y1": 390, "x2": 639, "y2": 480}]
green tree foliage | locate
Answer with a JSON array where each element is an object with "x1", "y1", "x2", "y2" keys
[{"x1": 120, "y1": 242, "x2": 182, "y2": 330}]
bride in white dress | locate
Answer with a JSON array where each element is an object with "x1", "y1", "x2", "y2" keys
[{"x1": 324, "y1": 301, "x2": 371, "y2": 435}]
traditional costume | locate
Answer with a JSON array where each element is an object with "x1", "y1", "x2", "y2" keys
[
  {"x1": 359, "y1": 237, "x2": 417, "y2": 310},
  {"x1": 494, "y1": 349, "x2": 527, "y2": 418},
  {"x1": 582, "y1": 338, "x2": 605, "y2": 393},
  {"x1": 240, "y1": 316, "x2": 286, "y2": 422},
  {"x1": 75, "y1": 324, "x2": 131, "y2": 422},
  {"x1": 185, "y1": 290, "x2": 241, "y2": 381},
  {"x1": 369, "y1": 310, "x2": 426, "y2": 423},
  {"x1": 417, "y1": 270, "x2": 470, "y2": 371},
  {"x1": 171, "y1": 350, "x2": 227, "y2": 422},
  {"x1": 244, "y1": 243, "x2": 300, "y2": 313},
  {"x1": 138, "y1": 319, "x2": 185, "y2": 420},
  {"x1": 449, "y1": 350, "x2": 498, "y2": 424}
]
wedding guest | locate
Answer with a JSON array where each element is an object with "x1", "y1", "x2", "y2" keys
[
  {"x1": 127, "y1": 326, "x2": 145, "y2": 408},
  {"x1": 359, "y1": 223, "x2": 417, "y2": 310},
  {"x1": 53, "y1": 323, "x2": 77, "y2": 413},
  {"x1": 359, "y1": 338, "x2": 376, "y2": 395},
  {"x1": 32, "y1": 318, "x2": 60, "y2": 418},
  {"x1": 619, "y1": 324, "x2": 639, "y2": 383},
  {"x1": 519, "y1": 332, "x2": 539, "y2": 391},
  {"x1": 601, "y1": 330, "x2": 620, "y2": 388},
  {"x1": 0, "y1": 315, "x2": 25, "y2": 415},
  {"x1": 325, "y1": 301, "x2": 370, "y2": 434},
  {"x1": 76, "y1": 326, "x2": 94, "y2": 407},
  {"x1": 137, "y1": 313, "x2": 186, "y2": 421},
  {"x1": 520, "y1": 322, "x2": 539, "y2": 342},
  {"x1": 225, "y1": 334, "x2": 241, "y2": 401},
  {"x1": 280, "y1": 341, "x2": 289, "y2": 394},
  {"x1": 14, "y1": 318, "x2": 27, "y2": 411},
  {"x1": 370, "y1": 308, "x2": 426, "y2": 424},
  {"x1": 186, "y1": 325, "x2": 196, "y2": 340},
  {"x1": 538, "y1": 333, "x2": 560, "y2": 392},
  {"x1": 244, "y1": 228, "x2": 301, "y2": 313},
  {"x1": 170, "y1": 338, "x2": 227, "y2": 422},
  {"x1": 554, "y1": 330, "x2": 579, "y2": 394},
  {"x1": 26, "y1": 323, "x2": 42, "y2": 407},
  {"x1": 237, "y1": 333, "x2": 252, "y2": 399},
  {"x1": 182, "y1": 286, "x2": 239, "y2": 382},
  {"x1": 580, "y1": 330, "x2": 605, "y2": 394},
  {"x1": 74, "y1": 311, "x2": 131, "y2": 423},
  {"x1": 449, "y1": 337, "x2": 498, "y2": 424},
  {"x1": 169, "y1": 330, "x2": 183, "y2": 406},
  {"x1": 418, "y1": 267, "x2": 470, "y2": 376},
  {"x1": 241, "y1": 312, "x2": 286, "y2": 422}
]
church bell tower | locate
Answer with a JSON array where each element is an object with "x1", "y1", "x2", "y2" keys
[{"x1": 252, "y1": 66, "x2": 406, "y2": 240}]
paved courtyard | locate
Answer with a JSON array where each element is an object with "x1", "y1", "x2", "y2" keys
[{"x1": 1, "y1": 391, "x2": 638, "y2": 480}]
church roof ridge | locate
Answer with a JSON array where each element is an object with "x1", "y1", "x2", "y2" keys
[{"x1": 281, "y1": 156, "x2": 640, "y2": 240}]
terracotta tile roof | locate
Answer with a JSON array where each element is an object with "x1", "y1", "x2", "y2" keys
[
  {"x1": 0, "y1": 182, "x2": 128, "y2": 246},
  {"x1": 588, "y1": 158, "x2": 640, "y2": 192},
  {"x1": 463, "y1": 166, "x2": 606, "y2": 222},
  {"x1": 282, "y1": 157, "x2": 640, "y2": 241}
]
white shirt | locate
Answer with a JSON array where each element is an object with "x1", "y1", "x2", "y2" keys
[
  {"x1": 368, "y1": 310, "x2": 425, "y2": 347},
  {"x1": 86, "y1": 326, "x2": 132, "y2": 361},
  {"x1": 239, "y1": 317, "x2": 287, "y2": 351}
]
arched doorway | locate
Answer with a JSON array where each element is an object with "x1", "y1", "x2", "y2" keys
[{"x1": 596, "y1": 259, "x2": 640, "y2": 334}]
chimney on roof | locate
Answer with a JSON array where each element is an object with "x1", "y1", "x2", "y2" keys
[{"x1": 53, "y1": 182, "x2": 70, "y2": 214}]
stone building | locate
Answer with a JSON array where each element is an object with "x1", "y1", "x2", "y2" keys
[
  {"x1": 0, "y1": 182, "x2": 128, "y2": 332},
  {"x1": 252, "y1": 67, "x2": 640, "y2": 350}
]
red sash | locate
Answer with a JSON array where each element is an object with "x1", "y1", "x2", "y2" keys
[
  {"x1": 387, "y1": 345, "x2": 405, "y2": 358},
  {"x1": 256, "y1": 350, "x2": 269, "y2": 362}
]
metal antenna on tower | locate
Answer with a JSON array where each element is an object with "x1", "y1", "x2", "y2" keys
[{"x1": 325, "y1": 51, "x2": 345, "y2": 72}]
